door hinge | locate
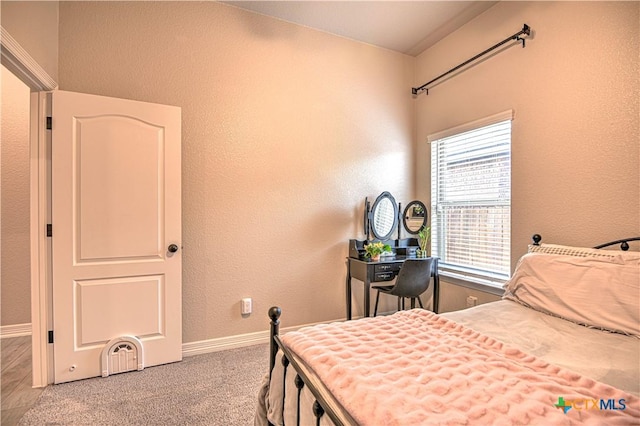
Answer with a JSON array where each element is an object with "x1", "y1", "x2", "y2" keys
[
  {"x1": 48, "y1": 330, "x2": 54, "y2": 344},
  {"x1": 46, "y1": 224, "x2": 52, "y2": 237},
  {"x1": 46, "y1": 117, "x2": 52, "y2": 130}
]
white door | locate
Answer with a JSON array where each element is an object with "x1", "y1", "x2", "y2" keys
[{"x1": 50, "y1": 91, "x2": 182, "y2": 384}]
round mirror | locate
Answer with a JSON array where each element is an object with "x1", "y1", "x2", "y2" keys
[
  {"x1": 369, "y1": 192, "x2": 398, "y2": 240},
  {"x1": 402, "y1": 200, "x2": 428, "y2": 234}
]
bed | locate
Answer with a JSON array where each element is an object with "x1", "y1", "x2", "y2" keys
[{"x1": 255, "y1": 235, "x2": 640, "y2": 425}]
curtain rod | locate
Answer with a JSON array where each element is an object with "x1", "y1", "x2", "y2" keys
[{"x1": 412, "y1": 24, "x2": 532, "y2": 96}]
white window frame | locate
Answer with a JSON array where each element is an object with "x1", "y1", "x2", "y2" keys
[{"x1": 428, "y1": 110, "x2": 513, "y2": 289}]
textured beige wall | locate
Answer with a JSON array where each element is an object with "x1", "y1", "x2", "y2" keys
[
  {"x1": 438, "y1": 283, "x2": 500, "y2": 314},
  {"x1": 58, "y1": 1, "x2": 415, "y2": 342},
  {"x1": 1, "y1": 1, "x2": 59, "y2": 82},
  {"x1": 415, "y1": 2, "x2": 639, "y2": 312},
  {"x1": 9, "y1": 1, "x2": 634, "y2": 333},
  {"x1": 1, "y1": 65, "x2": 32, "y2": 326}
]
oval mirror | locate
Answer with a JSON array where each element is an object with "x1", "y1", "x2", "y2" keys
[
  {"x1": 402, "y1": 200, "x2": 428, "y2": 234},
  {"x1": 369, "y1": 192, "x2": 398, "y2": 240}
]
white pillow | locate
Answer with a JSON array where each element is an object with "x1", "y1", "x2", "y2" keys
[
  {"x1": 503, "y1": 253, "x2": 640, "y2": 337},
  {"x1": 528, "y1": 243, "x2": 640, "y2": 265}
]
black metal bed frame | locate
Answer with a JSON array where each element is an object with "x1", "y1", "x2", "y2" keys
[
  {"x1": 266, "y1": 234, "x2": 640, "y2": 426},
  {"x1": 531, "y1": 234, "x2": 640, "y2": 251},
  {"x1": 267, "y1": 306, "x2": 356, "y2": 426}
]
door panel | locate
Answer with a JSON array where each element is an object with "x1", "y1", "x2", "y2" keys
[
  {"x1": 77, "y1": 115, "x2": 163, "y2": 261},
  {"x1": 76, "y1": 276, "x2": 164, "y2": 345},
  {"x1": 51, "y1": 91, "x2": 181, "y2": 384}
]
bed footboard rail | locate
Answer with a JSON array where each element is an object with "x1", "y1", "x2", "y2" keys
[{"x1": 268, "y1": 307, "x2": 356, "y2": 426}]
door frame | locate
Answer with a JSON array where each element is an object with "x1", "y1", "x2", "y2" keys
[{"x1": 1, "y1": 25, "x2": 58, "y2": 387}]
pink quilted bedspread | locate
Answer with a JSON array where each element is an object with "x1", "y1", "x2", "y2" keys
[{"x1": 281, "y1": 310, "x2": 639, "y2": 425}]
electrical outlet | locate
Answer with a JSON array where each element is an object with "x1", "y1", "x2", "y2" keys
[
  {"x1": 241, "y1": 298, "x2": 252, "y2": 315},
  {"x1": 466, "y1": 296, "x2": 478, "y2": 308}
]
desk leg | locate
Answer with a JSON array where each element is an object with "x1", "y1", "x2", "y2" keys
[
  {"x1": 433, "y1": 274, "x2": 440, "y2": 314},
  {"x1": 346, "y1": 260, "x2": 352, "y2": 320},
  {"x1": 363, "y1": 277, "x2": 371, "y2": 318}
]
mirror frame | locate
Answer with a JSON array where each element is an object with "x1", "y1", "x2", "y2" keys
[
  {"x1": 368, "y1": 191, "x2": 398, "y2": 240},
  {"x1": 363, "y1": 197, "x2": 370, "y2": 236},
  {"x1": 402, "y1": 200, "x2": 428, "y2": 235}
]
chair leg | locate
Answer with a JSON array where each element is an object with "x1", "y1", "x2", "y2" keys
[
  {"x1": 397, "y1": 297, "x2": 401, "y2": 311},
  {"x1": 417, "y1": 296, "x2": 424, "y2": 309},
  {"x1": 374, "y1": 291, "x2": 381, "y2": 317}
]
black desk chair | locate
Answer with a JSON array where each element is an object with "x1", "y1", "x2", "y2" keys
[{"x1": 372, "y1": 258, "x2": 435, "y2": 317}]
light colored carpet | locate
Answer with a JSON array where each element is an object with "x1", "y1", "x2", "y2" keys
[{"x1": 19, "y1": 343, "x2": 270, "y2": 425}]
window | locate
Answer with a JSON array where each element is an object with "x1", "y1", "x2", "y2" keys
[{"x1": 429, "y1": 111, "x2": 512, "y2": 286}]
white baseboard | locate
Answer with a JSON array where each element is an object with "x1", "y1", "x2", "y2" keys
[
  {"x1": 182, "y1": 329, "x2": 269, "y2": 357},
  {"x1": 181, "y1": 317, "x2": 345, "y2": 357},
  {"x1": 0, "y1": 323, "x2": 32, "y2": 338}
]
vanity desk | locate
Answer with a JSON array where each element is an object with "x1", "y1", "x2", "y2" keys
[
  {"x1": 346, "y1": 240, "x2": 440, "y2": 319},
  {"x1": 346, "y1": 191, "x2": 438, "y2": 320}
]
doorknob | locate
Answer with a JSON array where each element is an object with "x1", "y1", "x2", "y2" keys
[{"x1": 168, "y1": 244, "x2": 179, "y2": 253}]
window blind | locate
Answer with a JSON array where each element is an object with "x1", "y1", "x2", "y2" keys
[{"x1": 430, "y1": 117, "x2": 511, "y2": 281}]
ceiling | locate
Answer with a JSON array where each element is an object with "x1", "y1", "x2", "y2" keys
[{"x1": 222, "y1": 1, "x2": 497, "y2": 56}]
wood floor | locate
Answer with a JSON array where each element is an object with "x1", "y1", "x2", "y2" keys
[{"x1": 1, "y1": 336, "x2": 44, "y2": 426}]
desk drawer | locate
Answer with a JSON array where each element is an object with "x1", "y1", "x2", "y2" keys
[
  {"x1": 374, "y1": 272, "x2": 395, "y2": 282},
  {"x1": 374, "y1": 263, "x2": 401, "y2": 273}
]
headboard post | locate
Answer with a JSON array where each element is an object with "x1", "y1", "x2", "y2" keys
[{"x1": 532, "y1": 234, "x2": 542, "y2": 245}]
